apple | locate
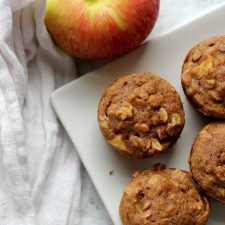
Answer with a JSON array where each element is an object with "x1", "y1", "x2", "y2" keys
[{"x1": 45, "y1": 0, "x2": 160, "y2": 60}]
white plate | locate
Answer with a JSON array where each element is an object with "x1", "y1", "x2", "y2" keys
[{"x1": 52, "y1": 5, "x2": 225, "y2": 225}]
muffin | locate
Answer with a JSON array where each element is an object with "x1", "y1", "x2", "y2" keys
[
  {"x1": 181, "y1": 35, "x2": 225, "y2": 118},
  {"x1": 98, "y1": 73, "x2": 185, "y2": 158},
  {"x1": 120, "y1": 164, "x2": 209, "y2": 225},
  {"x1": 189, "y1": 122, "x2": 225, "y2": 203}
]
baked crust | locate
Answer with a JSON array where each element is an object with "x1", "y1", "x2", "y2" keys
[
  {"x1": 120, "y1": 164, "x2": 210, "y2": 225},
  {"x1": 182, "y1": 36, "x2": 225, "y2": 118},
  {"x1": 189, "y1": 122, "x2": 225, "y2": 203},
  {"x1": 98, "y1": 73, "x2": 185, "y2": 158}
]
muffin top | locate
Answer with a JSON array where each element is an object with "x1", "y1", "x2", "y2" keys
[
  {"x1": 190, "y1": 122, "x2": 225, "y2": 203},
  {"x1": 182, "y1": 36, "x2": 225, "y2": 118},
  {"x1": 98, "y1": 73, "x2": 185, "y2": 158},
  {"x1": 120, "y1": 164, "x2": 209, "y2": 225}
]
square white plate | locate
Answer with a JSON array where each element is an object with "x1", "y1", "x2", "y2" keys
[{"x1": 52, "y1": 5, "x2": 225, "y2": 225}]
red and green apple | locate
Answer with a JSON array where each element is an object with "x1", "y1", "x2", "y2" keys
[{"x1": 45, "y1": 0, "x2": 160, "y2": 60}]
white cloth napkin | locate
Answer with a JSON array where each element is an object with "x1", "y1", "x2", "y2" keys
[{"x1": 0, "y1": 0, "x2": 81, "y2": 225}]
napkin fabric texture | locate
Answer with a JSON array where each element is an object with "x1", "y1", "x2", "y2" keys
[{"x1": 0, "y1": 0, "x2": 81, "y2": 225}]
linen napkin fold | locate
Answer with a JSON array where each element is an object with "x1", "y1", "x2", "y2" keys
[{"x1": 0, "y1": 0, "x2": 81, "y2": 225}]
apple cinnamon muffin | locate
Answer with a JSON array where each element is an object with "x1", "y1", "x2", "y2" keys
[
  {"x1": 189, "y1": 122, "x2": 225, "y2": 203},
  {"x1": 120, "y1": 164, "x2": 210, "y2": 225},
  {"x1": 98, "y1": 73, "x2": 185, "y2": 158},
  {"x1": 182, "y1": 36, "x2": 225, "y2": 118}
]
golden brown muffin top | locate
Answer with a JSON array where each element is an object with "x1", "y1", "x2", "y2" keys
[
  {"x1": 190, "y1": 122, "x2": 225, "y2": 203},
  {"x1": 120, "y1": 164, "x2": 209, "y2": 225},
  {"x1": 182, "y1": 36, "x2": 225, "y2": 118},
  {"x1": 98, "y1": 73, "x2": 185, "y2": 158}
]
